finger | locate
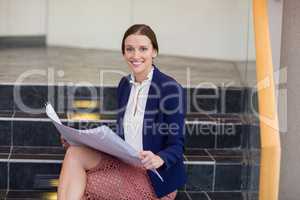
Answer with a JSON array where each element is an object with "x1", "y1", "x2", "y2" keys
[
  {"x1": 140, "y1": 151, "x2": 152, "y2": 160},
  {"x1": 139, "y1": 151, "x2": 146, "y2": 159},
  {"x1": 61, "y1": 139, "x2": 66, "y2": 145},
  {"x1": 141, "y1": 155, "x2": 152, "y2": 164},
  {"x1": 144, "y1": 161, "x2": 157, "y2": 170},
  {"x1": 140, "y1": 151, "x2": 153, "y2": 157},
  {"x1": 144, "y1": 157, "x2": 160, "y2": 169},
  {"x1": 144, "y1": 162, "x2": 154, "y2": 170},
  {"x1": 62, "y1": 140, "x2": 69, "y2": 148}
]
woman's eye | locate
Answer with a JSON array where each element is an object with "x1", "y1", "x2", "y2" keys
[
  {"x1": 126, "y1": 47, "x2": 134, "y2": 52},
  {"x1": 140, "y1": 47, "x2": 148, "y2": 52}
]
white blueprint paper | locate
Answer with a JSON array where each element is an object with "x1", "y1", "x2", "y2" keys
[{"x1": 45, "y1": 103, "x2": 163, "y2": 181}]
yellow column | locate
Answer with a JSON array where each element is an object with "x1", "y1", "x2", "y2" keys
[{"x1": 253, "y1": 0, "x2": 281, "y2": 200}]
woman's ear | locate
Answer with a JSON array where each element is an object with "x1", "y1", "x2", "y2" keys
[{"x1": 152, "y1": 50, "x2": 157, "y2": 59}]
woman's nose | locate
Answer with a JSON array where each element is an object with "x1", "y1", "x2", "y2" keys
[{"x1": 133, "y1": 50, "x2": 141, "y2": 58}]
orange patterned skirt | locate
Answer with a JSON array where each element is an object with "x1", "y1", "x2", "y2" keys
[{"x1": 83, "y1": 152, "x2": 177, "y2": 200}]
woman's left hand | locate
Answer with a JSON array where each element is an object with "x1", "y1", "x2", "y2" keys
[{"x1": 139, "y1": 151, "x2": 164, "y2": 170}]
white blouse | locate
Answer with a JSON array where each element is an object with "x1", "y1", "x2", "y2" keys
[{"x1": 123, "y1": 68, "x2": 154, "y2": 152}]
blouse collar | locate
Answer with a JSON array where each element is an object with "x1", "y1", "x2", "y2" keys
[{"x1": 129, "y1": 66, "x2": 154, "y2": 86}]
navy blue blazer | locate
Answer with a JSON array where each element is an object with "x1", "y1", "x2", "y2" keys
[{"x1": 116, "y1": 66, "x2": 187, "y2": 198}]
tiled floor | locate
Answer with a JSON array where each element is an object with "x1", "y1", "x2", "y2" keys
[{"x1": 0, "y1": 47, "x2": 256, "y2": 87}]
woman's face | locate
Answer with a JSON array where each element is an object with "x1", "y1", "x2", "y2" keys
[{"x1": 123, "y1": 34, "x2": 157, "y2": 80}]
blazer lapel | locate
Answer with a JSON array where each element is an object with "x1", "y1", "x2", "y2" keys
[
  {"x1": 118, "y1": 76, "x2": 131, "y2": 139},
  {"x1": 143, "y1": 66, "x2": 160, "y2": 150},
  {"x1": 117, "y1": 68, "x2": 161, "y2": 149}
]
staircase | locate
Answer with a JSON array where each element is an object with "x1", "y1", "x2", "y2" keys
[{"x1": 0, "y1": 84, "x2": 260, "y2": 200}]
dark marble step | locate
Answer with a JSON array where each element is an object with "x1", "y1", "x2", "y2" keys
[
  {"x1": 0, "y1": 109, "x2": 258, "y2": 124},
  {"x1": 0, "y1": 146, "x2": 259, "y2": 194},
  {"x1": 0, "y1": 146, "x2": 258, "y2": 163},
  {"x1": 178, "y1": 191, "x2": 258, "y2": 200},
  {"x1": 1, "y1": 146, "x2": 258, "y2": 164},
  {"x1": 0, "y1": 115, "x2": 259, "y2": 149},
  {"x1": 0, "y1": 190, "x2": 258, "y2": 200},
  {"x1": 0, "y1": 109, "x2": 255, "y2": 121},
  {"x1": 0, "y1": 84, "x2": 256, "y2": 114}
]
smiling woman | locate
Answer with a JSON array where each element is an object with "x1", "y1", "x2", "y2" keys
[
  {"x1": 123, "y1": 34, "x2": 157, "y2": 82},
  {"x1": 122, "y1": 25, "x2": 158, "y2": 83},
  {"x1": 57, "y1": 24, "x2": 186, "y2": 200}
]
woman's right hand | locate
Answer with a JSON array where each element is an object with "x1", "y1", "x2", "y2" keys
[{"x1": 60, "y1": 136, "x2": 70, "y2": 149}]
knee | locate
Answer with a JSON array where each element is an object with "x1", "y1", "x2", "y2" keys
[
  {"x1": 64, "y1": 146, "x2": 84, "y2": 164},
  {"x1": 64, "y1": 146, "x2": 101, "y2": 170}
]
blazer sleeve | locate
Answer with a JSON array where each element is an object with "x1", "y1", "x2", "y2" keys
[
  {"x1": 117, "y1": 76, "x2": 126, "y2": 108},
  {"x1": 157, "y1": 81, "x2": 186, "y2": 170},
  {"x1": 116, "y1": 76, "x2": 127, "y2": 136}
]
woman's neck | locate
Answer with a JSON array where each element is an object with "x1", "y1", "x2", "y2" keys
[
  {"x1": 134, "y1": 67, "x2": 153, "y2": 83},
  {"x1": 134, "y1": 74, "x2": 147, "y2": 83}
]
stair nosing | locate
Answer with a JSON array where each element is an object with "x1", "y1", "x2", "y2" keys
[
  {"x1": 0, "y1": 158, "x2": 215, "y2": 165},
  {"x1": 0, "y1": 117, "x2": 245, "y2": 125}
]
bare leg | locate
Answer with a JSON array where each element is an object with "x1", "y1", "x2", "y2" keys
[{"x1": 57, "y1": 146, "x2": 102, "y2": 200}]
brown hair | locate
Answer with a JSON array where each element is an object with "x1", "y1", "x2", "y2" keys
[{"x1": 121, "y1": 24, "x2": 159, "y2": 55}]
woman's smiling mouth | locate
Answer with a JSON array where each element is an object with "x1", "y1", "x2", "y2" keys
[{"x1": 131, "y1": 61, "x2": 143, "y2": 67}]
